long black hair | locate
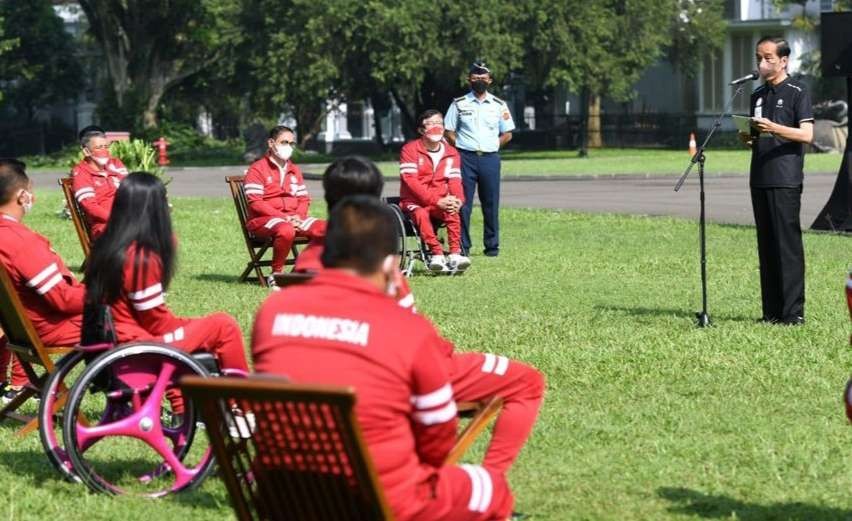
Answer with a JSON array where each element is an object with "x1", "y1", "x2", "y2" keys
[{"x1": 84, "y1": 172, "x2": 175, "y2": 306}]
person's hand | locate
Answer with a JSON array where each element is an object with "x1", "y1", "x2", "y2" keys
[
  {"x1": 436, "y1": 196, "x2": 454, "y2": 212},
  {"x1": 751, "y1": 117, "x2": 776, "y2": 134},
  {"x1": 447, "y1": 196, "x2": 462, "y2": 213},
  {"x1": 738, "y1": 131, "x2": 753, "y2": 148},
  {"x1": 283, "y1": 214, "x2": 302, "y2": 227}
]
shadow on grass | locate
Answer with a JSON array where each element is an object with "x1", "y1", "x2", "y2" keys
[
  {"x1": 594, "y1": 305, "x2": 754, "y2": 323},
  {"x1": 0, "y1": 443, "x2": 223, "y2": 509},
  {"x1": 192, "y1": 273, "x2": 245, "y2": 284},
  {"x1": 658, "y1": 487, "x2": 852, "y2": 520}
]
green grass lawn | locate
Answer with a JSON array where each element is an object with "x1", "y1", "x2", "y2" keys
[
  {"x1": 30, "y1": 147, "x2": 845, "y2": 180},
  {"x1": 2, "y1": 192, "x2": 850, "y2": 520},
  {"x1": 358, "y1": 148, "x2": 845, "y2": 179}
]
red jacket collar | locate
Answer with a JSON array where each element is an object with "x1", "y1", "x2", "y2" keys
[
  {"x1": 412, "y1": 138, "x2": 448, "y2": 158},
  {"x1": 265, "y1": 154, "x2": 293, "y2": 173}
]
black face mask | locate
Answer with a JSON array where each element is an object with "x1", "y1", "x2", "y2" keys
[{"x1": 470, "y1": 80, "x2": 488, "y2": 94}]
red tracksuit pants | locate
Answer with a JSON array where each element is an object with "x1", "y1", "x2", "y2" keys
[
  {"x1": 449, "y1": 352, "x2": 545, "y2": 473},
  {"x1": 410, "y1": 464, "x2": 514, "y2": 521},
  {"x1": 150, "y1": 312, "x2": 249, "y2": 374},
  {"x1": 404, "y1": 204, "x2": 462, "y2": 255},
  {"x1": 247, "y1": 216, "x2": 319, "y2": 273}
]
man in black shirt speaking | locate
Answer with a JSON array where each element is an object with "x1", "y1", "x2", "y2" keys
[{"x1": 739, "y1": 36, "x2": 814, "y2": 325}]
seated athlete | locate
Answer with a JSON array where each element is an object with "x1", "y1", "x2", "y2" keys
[
  {"x1": 83, "y1": 172, "x2": 249, "y2": 374},
  {"x1": 0, "y1": 158, "x2": 84, "y2": 401},
  {"x1": 244, "y1": 125, "x2": 324, "y2": 285},
  {"x1": 253, "y1": 195, "x2": 514, "y2": 520},
  {"x1": 71, "y1": 125, "x2": 128, "y2": 239},
  {"x1": 399, "y1": 110, "x2": 469, "y2": 273},
  {"x1": 295, "y1": 157, "x2": 544, "y2": 476}
]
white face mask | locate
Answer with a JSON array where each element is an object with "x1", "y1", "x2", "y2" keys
[
  {"x1": 93, "y1": 156, "x2": 109, "y2": 167},
  {"x1": 275, "y1": 144, "x2": 293, "y2": 161},
  {"x1": 19, "y1": 190, "x2": 33, "y2": 215}
]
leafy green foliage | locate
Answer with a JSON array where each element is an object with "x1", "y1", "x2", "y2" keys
[
  {"x1": 0, "y1": 0, "x2": 81, "y2": 117},
  {"x1": 79, "y1": 0, "x2": 242, "y2": 129}
]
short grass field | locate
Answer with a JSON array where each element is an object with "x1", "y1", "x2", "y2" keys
[
  {"x1": 30, "y1": 148, "x2": 845, "y2": 180},
  {"x1": 364, "y1": 148, "x2": 844, "y2": 178},
  {"x1": 1, "y1": 192, "x2": 850, "y2": 520}
]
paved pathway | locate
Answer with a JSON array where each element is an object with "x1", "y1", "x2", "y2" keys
[{"x1": 32, "y1": 166, "x2": 843, "y2": 227}]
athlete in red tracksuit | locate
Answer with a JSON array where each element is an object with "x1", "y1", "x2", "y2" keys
[
  {"x1": 245, "y1": 126, "x2": 324, "y2": 275},
  {"x1": 295, "y1": 156, "x2": 543, "y2": 472},
  {"x1": 71, "y1": 156, "x2": 128, "y2": 239},
  {"x1": 253, "y1": 268, "x2": 513, "y2": 520},
  {"x1": 400, "y1": 110, "x2": 469, "y2": 272},
  {"x1": 0, "y1": 160, "x2": 84, "y2": 389},
  {"x1": 106, "y1": 243, "x2": 249, "y2": 373}
]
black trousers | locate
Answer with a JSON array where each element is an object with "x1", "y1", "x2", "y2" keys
[{"x1": 750, "y1": 186, "x2": 805, "y2": 321}]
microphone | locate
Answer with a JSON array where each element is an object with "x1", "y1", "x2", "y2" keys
[{"x1": 730, "y1": 71, "x2": 758, "y2": 86}]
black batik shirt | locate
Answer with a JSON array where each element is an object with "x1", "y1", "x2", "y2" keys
[{"x1": 749, "y1": 77, "x2": 814, "y2": 188}]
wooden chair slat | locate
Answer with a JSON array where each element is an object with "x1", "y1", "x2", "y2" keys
[
  {"x1": 0, "y1": 264, "x2": 73, "y2": 435},
  {"x1": 58, "y1": 177, "x2": 92, "y2": 268}
]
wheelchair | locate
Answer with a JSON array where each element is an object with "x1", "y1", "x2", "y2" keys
[
  {"x1": 38, "y1": 340, "x2": 245, "y2": 496},
  {"x1": 384, "y1": 196, "x2": 463, "y2": 277}
]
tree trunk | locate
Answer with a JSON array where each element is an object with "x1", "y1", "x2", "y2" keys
[
  {"x1": 587, "y1": 93, "x2": 603, "y2": 148},
  {"x1": 370, "y1": 93, "x2": 385, "y2": 149},
  {"x1": 389, "y1": 88, "x2": 417, "y2": 139}
]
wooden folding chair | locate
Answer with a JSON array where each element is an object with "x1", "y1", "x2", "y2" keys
[
  {"x1": 0, "y1": 264, "x2": 73, "y2": 436},
  {"x1": 225, "y1": 176, "x2": 308, "y2": 287},
  {"x1": 58, "y1": 177, "x2": 93, "y2": 269},
  {"x1": 181, "y1": 376, "x2": 502, "y2": 521}
]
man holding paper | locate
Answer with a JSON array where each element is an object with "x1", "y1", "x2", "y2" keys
[{"x1": 739, "y1": 36, "x2": 813, "y2": 325}]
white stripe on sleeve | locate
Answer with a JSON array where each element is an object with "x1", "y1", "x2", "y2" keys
[
  {"x1": 481, "y1": 353, "x2": 497, "y2": 373},
  {"x1": 411, "y1": 383, "x2": 453, "y2": 409},
  {"x1": 129, "y1": 283, "x2": 163, "y2": 301},
  {"x1": 27, "y1": 263, "x2": 58, "y2": 288},
  {"x1": 133, "y1": 294, "x2": 165, "y2": 311},
  {"x1": 413, "y1": 401, "x2": 457, "y2": 425},
  {"x1": 36, "y1": 273, "x2": 63, "y2": 295}
]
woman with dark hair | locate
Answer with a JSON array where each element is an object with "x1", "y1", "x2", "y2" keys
[{"x1": 84, "y1": 172, "x2": 249, "y2": 373}]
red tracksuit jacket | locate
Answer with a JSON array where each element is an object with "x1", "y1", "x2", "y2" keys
[
  {"x1": 0, "y1": 214, "x2": 84, "y2": 344},
  {"x1": 399, "y1": 139, "x2": 463, "y2": 208},
  {"x1": 109, "y1": 244, "x2": 190, "y2": 342},
  {"x1": 244, "y1": 155, "x2": 316, "y2": 224},
  {"x1": 71, "y1": 157, "x2": 128, "y2": 230},
  {"x1": 252, "y1": 269, "x2": 458, "y2": 520}
]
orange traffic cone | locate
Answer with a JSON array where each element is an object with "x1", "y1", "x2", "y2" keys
[{"x1": 688, "y1": 132, "x2": 697, "y2": 157}]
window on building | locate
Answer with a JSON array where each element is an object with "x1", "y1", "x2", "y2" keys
[
  {"x1": 731, "y1": 33, "x2": 754, "y2": 113},
  {"x1": 702, "y1": 49, "x2": 723, "y2": 112},
  {"x1": 820, "y1": 0, "x2": 834, "y2": 11}
]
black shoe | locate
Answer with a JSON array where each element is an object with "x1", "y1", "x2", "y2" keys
[
  {"x1": 510, "y1": 512, "x2": 529, "y2": 520},
  {"x1": 484, "y1": 249, "x2": 499, "y2": 257},
  {"x1": 756, "y1": 316, "x2": 779, "y2": 324},
  {"x1": 780, "y1": 316, "x2": 805, "y2": 326}
]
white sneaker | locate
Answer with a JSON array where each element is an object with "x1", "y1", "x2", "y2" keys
[
  {"x1": 227, "y1": 411, "x2": 256, "y2": 439},
  {"x1": 428, "y1": 254, "x2": 448, "y2": 273},
  {"x1": 447, "y1": 253, "x2": 471, "y2": 272},
  {"x1": 266, "y1": 274, "x2": 281, "y2": 291}
]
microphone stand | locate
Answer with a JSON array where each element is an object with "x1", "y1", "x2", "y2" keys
[{"x1": 674, "y1": 81, "x2": 749, "y2": 328}]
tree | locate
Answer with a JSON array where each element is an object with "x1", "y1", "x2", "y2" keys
[
  {"x1": 0, "y1": 18, "x2": 18, "y2": 103},
  {"x1": 520, "y1": 0, "x2": 724, "y2": 149},
  {"x1": 78, "y1": 0, "x2": 242, "y2": 129},
  {"x1": 0, "y1": 0, "x2": 81, "y2": 119},
  {"x1": 239, "y1": 0, "x2": 340, "y2": 146}
]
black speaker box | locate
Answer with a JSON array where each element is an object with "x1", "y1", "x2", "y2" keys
[{"x1": 821, "y1": 12, "x2": 852, "y2": 77}]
